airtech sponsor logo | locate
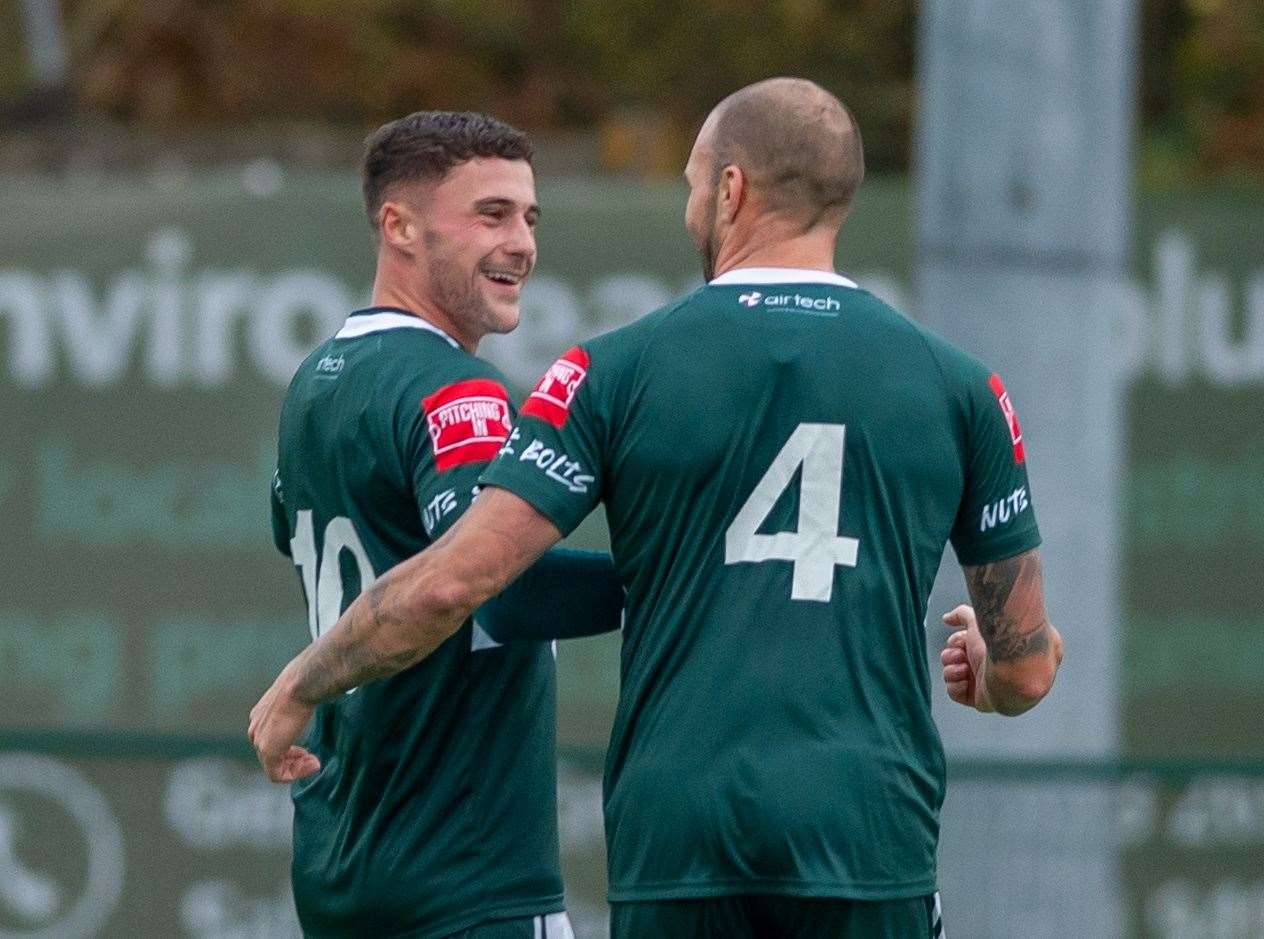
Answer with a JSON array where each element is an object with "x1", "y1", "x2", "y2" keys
[{"x1": 737, "y1": 292, "x2": 841, "y2": 313}]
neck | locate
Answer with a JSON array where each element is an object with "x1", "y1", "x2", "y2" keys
[
  {"x1": 370, "y1": 273, "x2": 478, "y2": 352},
  {"x1": 711, "y1": 221, "x2": 838, "y2": 279}
]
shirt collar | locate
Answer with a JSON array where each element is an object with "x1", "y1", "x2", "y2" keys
[
  {"x1": 335, "y1": 308, "x2": 460, "y2": 347},
  {"x1": 708, "y1": 267, "x2": 858, "y2": 289}
]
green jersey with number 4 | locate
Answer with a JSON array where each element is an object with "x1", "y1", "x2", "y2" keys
[
  {"x1": 480, "y1": 268, "x2": 1041, "y2": 902},
  {"x1": 271, "y1": 308, "x2": 563, "y2": 938}
]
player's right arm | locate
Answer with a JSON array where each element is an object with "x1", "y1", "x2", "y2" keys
[
  {"x1": 477, "y1": 547, "x2": 623, "y2": 642},
  {"x1": 406, "y1": 360, "x2": 622, "y2": 642},
  {"x1": 941, "y1": 549, "x2": 1063, "y2": 716}
]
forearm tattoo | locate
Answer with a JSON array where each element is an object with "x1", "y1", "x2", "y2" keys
[
  {"x1": 288, "y1": 567, "x2": 445, "y2": 706},
  {"x1": 965, "y1": 550, "x2": 1050, "y2": 663}
]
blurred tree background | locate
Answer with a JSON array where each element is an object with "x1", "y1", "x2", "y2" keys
[
  {"x1": 1140, "y1": 0, "x2": 1264, "y2": 181},
  {"x1": 0, "y1": 0, "x2": 1260, "y2": 179}
]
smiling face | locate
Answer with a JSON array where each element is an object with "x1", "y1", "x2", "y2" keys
[{"x1": 409, "y1": 157, "x2": 539, "y2": 345}]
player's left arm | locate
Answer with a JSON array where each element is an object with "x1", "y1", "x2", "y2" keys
[
  {"x1": 942, "y1": 366, "x2": 1063, "y2": 717},
  {"x1": 248, "y1": 486, "x2": 560, "y2": 782},
  {"x1": 407, "y1": 363, "x2": 621, "y2": 642},
  {"x1": 940, "y1": 550, "x2": 1064, "y2": 716}
]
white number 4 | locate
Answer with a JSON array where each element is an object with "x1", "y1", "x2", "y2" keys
[{"x1": 724, "y1": 423, "x2": 859, "y2": 602}]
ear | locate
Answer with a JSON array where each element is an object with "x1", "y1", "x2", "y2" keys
[
  {"x1": 378, "y1": 200, "x2": 416, "y2": 253},
  {"x1": 717, "y1": 164, "x2": 746, "y2": 224}
]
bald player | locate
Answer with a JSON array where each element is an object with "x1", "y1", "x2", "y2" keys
[{"x1": 252, "y1": 78, "x2": 1064, "y2": 938}]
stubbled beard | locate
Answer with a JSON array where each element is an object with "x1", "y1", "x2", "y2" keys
[
  {"x1": 428, "y1": 250, "x2": 493, "y2": 334},
  {"x1": 699, "y1": 197, "x2": 719, "y2": 282}
]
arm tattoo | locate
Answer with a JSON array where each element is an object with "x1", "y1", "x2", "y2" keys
[
  {"x1": 287, "y1": 565, "x2": 461, "y2": 706},
  {"x1": 276, "y1": 490, "x2": 559, "y2": 707},
  {"x1": 965, "y1": 550, "x2": 1050, "y2": 662}
]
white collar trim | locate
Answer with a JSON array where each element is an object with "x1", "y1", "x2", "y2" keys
[
  {"x1": 335, "y1": 311, "x2": 460, "y2": 347},
  {"x1": 709, "y1": 267, "x2": 858, "y2": 289}
]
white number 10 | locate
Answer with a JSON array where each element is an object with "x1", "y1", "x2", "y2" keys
[
  {"x1": 290, "y1": 510, "x2": 375, "y2": 641},
  {"x1": 289, "y1": 509, "x2": 502, "y2": 654},
  {"x1": 724, "y1": 423, "x2": 859, "y2": 602}
]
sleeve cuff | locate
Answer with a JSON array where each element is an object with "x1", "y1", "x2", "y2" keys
[
  {"x1": 952, "y1": 529, "x2": 1042, "y2": 568},
  {"x1": 478, "y1": 470, "x2": 587, "y2": 538}
]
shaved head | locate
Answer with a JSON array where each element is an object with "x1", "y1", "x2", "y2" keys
[{"x1": 702, "y1": 77, "x2": 864, "y2": 228}]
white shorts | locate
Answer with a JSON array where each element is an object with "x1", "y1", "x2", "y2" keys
[{"x1": 532, "y1": 911, "x2": 573, "y2": 939}]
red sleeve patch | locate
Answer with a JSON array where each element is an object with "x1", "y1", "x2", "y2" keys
[
  {"x1": 421, "y1": 378, "x2": 513, "y2": 472},
  {"x1": 521, "y1": 347, "x2": 590, "y2": 428},
  {"x1": 987, "y1": 373, "x2": 1025, "y2": 464}
]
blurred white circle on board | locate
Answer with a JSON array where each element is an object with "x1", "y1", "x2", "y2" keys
[{"x1": 0, "y1": 754, "x2": 124, "y2": 939}]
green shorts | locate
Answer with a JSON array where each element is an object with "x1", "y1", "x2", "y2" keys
[
  {"x1": 445, "y1": 911, "x2": 574, "y2": 939},
  {"x1": 610, "y1": 893, "x2": 944, "y2": 939}
]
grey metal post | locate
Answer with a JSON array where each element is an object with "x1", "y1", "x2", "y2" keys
[
  {"x1": 916, "y1": 1, "x2": 1136, "y2": 935},
  {"x1": 19, "y1": 0, "x2": 69, "y2": 88}
]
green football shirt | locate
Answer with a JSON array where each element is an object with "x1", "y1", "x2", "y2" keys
[
  {"x1": 480, "y1": 268, "x2": 1041, "y2": 902},
  {"x1": 271, "y1": 308, "x2": 563, "y2": 938}
]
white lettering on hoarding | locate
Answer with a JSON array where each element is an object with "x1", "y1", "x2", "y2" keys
[
  {"x1": 165, "y1": 758, "x2": 292, "y2": 850},
  {"x1": 181, "y1": 880, "x2": 301, "y2": 939},
  {"x1": 0, "y1": 229, "x2": 1261, "y2": 389},
  {"x1": 0, "y1": 230, "x2": 351, "y2": 390}
]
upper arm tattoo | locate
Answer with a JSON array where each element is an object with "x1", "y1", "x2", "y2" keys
[{"x1": 964, "y1": 549, "x2": 1050, "y2": 662}]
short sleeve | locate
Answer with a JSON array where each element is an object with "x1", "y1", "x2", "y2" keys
[
  {"x1": 479, "y1": 346, "x2": 604, "y2": 536},
  {"x1": 402, "y1": 370, "x2": 516, "y2": 541},
  {"x1": 949, "y1": 371, "x2": 1042, "y2": 566}
]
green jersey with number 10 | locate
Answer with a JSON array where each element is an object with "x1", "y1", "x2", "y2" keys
[
  {"x1": 271, "y1": 308, "x2": 563, "y2": 939},
  {"x1": 480, "y1": 269, "x2": 1041, "y2": 902}
]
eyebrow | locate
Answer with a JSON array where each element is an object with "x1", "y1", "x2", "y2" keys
[{"x1": 474, "y1": 197, "x2": 541, "y2": 219}]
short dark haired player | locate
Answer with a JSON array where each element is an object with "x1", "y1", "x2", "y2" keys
[{"x1": 259, "y1": 110, "x2": 621, "y2": 939}]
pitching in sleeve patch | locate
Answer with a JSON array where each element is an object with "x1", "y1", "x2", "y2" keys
[
  {"x1": 521, "y1": 346, "x2": 590, "y2": 428},
  {"x1": 987, "y1": 373, "x2": 1026, "y2": 464},
  {"x1": 422, "y1": 378, "x2": 513, "y2": 471}
]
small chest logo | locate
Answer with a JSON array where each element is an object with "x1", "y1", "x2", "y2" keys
[
  {"x1": 738, "y1": 291, "x2": 763, "y2": 307},
  {"x1": 316, "y1": 354, "x2": 344, "y2": 376},
  {"x1": 521, "y1": 347, "x2": 590, "y2": 428},
  {"x1": 988, "y1": 373, "x2": 1025, "y2": 464},
  {"x1": 421, "y1": 378, "x2": 513, "y2": 471}
]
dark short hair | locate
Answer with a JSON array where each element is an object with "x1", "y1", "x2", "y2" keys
[{"x1": 361, "y1": 111, "x2": 533, "y2": 226}]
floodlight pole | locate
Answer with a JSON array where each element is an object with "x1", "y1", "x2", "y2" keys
[
  {"x1": 19, "y1": 0, "x2": 69, "y2": 89},
  {"x1": 916, "y1": 1, "x2": 1137, "y2": 935}
]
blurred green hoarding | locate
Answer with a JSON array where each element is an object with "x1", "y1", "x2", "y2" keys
[
  {"x1": 1, "y1": 171, "x2": 1259, "y2": 754},
  {"x1": 0, "y1": 172, "x2": 1260, "y2": 936}
]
